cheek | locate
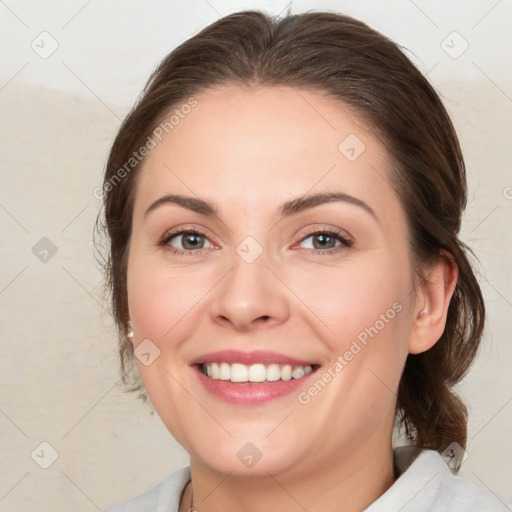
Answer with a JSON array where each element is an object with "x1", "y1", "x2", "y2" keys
[
  {"x1": 288, "y1": 255, "x2": 412, "y2": 410},
  {"x1": 290, "y1": 262, "x2": 411, "y2": 419},
  {"x1": 126, "y1": 253, "x2": 216, "y2": 343},
  {"x1": 287, "y1": 256, "x2": 411, "y2": 352}
]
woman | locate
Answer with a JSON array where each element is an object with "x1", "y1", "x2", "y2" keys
[{"x1": 98, "y1": 9, "x2": 511, "y2": 511}]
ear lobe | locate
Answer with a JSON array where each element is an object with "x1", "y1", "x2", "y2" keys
[{"x1": 408, "y1": 250, "x2": 458, "y2": 355}]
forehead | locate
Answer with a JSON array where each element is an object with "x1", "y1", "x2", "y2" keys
[{"x1": 134, "y1": 85, "x2": 404, "y2": 228}]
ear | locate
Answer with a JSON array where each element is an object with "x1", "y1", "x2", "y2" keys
[{"x1": 408, "y1": 250, "x2": 458, "y2": 354}]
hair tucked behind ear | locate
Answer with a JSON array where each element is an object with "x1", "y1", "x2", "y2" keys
[
  {"x1": 396, "y1": 243, "x2": 484, "y2": 454},
  {"x1": 96, "y1": 9, "x2": 485, "y2": 459}
]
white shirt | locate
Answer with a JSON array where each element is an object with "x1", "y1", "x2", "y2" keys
[{"x1": 106, "y1": 446, "x2": 511, "y2": 511}]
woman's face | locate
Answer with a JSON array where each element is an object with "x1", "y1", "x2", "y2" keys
[{"x1": 126, "y1": 85, "x2": 420, "y2": 477}]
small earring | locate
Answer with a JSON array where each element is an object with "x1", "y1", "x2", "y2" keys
[
  {"x1": 418, "y1": 308, "x2": 428, "y2": 317},
  {"x1": 127, "y1": 321, "x2": 134, "y2": 339}
]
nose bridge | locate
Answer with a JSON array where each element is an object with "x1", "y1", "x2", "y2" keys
[{"x1": 209, "y1": 246, "x2": 289, "y2": 330}]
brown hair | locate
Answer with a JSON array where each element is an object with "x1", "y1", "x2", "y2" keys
[{"x1": 95, "y1": 10, "x2": 485, "y2": 457}]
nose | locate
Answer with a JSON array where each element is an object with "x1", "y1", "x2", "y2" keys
[{"x1": 209, "y1": 253, "x2": 290, "y2": 332}]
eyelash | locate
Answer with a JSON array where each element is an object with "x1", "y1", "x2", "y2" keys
[
  {"x1": 297, "y1": 227, "x2": 353, "y2": 255},
  {"x1": 157, "y1": 227, "x2": 353, "y2": 256}
]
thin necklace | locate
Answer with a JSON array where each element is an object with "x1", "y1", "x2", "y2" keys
[{"x1": 189, "y1": 481, "x2": 195, "y2": 511}]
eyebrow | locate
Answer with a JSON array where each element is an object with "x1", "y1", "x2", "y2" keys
[{"x1": 144, "y1": 192, "x2": 377, "y2": 222}]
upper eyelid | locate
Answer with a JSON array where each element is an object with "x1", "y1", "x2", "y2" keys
[
  {"x1": 294, "y1": 230, "x2": 353, "y2": 250},
  {"x1": 161, "y1": 225, "x2": 213, "y2": 240},
  {"x1": 162, "y1": 225, "x2": 349, "y2": 239},
  {"x1": 298, "y1": 225, "x2": 352, "y2": 241},
  {"x1": 162, "y1": 226, "x2": 352, "y2": 249},
  {"x1": 162, "y1": 228, "x2": 215, "y2": 245}
]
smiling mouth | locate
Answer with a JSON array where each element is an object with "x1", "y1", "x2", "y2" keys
[{"x1": 198, "y1": 362, "x2": 319, "y2": 383}]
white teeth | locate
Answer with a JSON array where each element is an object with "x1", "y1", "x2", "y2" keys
[
  {"x1": 266, "y1": 364, "x2": 281, "y2": 382},
  {"x1": 219, "y1": 362, "x2": 230, "y2": 380},
  {"x1": 292, "y1": 366, "x2": 305, "y2": 379},
  {"x1": 248, "y1": 364, "x2": 266, "y2": 382},
  {"x1": 281, "y1": 364, "x2": 292, "y2": 381},
  {"x1": 231, "y1": 363, "x2": 248, "y2": 382},
  {"x1": 201, "y1": 362, "x2": 314, "y2": 382}
]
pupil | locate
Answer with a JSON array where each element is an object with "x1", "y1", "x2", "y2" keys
[
  {"x1": 314, "y1": 234, "x2": 334, "y2": 249},
  {"x1": 184, "y1": 233, "x2": 202, "y2": 249}
]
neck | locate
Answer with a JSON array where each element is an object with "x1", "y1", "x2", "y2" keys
[{"x1": 180, "y1": 441, "x2": 396, "y2": 512}]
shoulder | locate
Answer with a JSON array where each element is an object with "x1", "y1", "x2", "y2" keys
[
  {"x1": 105, "y1": 465, "x2": 191, "y2": 512},
  {"x1": 367, "y1": 446, "x2": 511, "y2": 511}
]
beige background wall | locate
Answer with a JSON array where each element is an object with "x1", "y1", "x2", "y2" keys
[{"x1": 0, "y1": 0, "x2": 511, "y2": 510}]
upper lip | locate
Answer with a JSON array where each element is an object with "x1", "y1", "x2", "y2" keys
[{"x1": 189, "y1": 350, "x2": 318, "y2": 367}]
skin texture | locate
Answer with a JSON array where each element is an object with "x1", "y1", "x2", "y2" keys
[{"x1": 126, "y1": 85, "x2": 457, "y2": 512}]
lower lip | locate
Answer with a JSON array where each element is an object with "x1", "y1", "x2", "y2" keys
[{"x1": 193, "y1": 365, "x2": 317, "y2": 405}]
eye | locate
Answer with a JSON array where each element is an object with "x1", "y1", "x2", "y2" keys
[
  {"x1": 159, "y1": 228, "x2": 214, "y2": 254},
  {"x1": 296, "y1": 229, "x2": 353, "y2": 254}
]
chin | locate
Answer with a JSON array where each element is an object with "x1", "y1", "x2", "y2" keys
[{"x1": 192, "y1": 443, "x2": 306, "y2": 478}]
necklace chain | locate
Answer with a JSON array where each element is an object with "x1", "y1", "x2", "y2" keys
[{"x1": 189, "y1": 481, "x2": 195, "y2": 511}]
